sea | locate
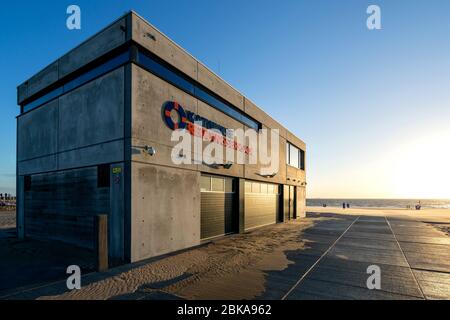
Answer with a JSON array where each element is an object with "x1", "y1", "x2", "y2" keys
[{"x1": 306, "y1": 199, "x2": 450, "y2": 209}]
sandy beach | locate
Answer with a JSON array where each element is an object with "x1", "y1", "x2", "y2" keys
[{"x1": 307, "y1": 207, "x2": 450, "y2": 223}]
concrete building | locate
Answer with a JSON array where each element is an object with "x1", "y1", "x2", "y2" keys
[{"x1": 16, "y1": 11, "x2": 307, "y2": 264}]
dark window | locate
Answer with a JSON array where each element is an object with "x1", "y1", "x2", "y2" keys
[
  {"x1": 97, "y1": 164, "x2": 110, "y2": 188},
  {"x1": 195, "y1": 87, "x2": 242, "y2": 123},
  {"x1": 63, "y1": 51, "x2": 130, "y2": 92},
  {"x1": 24, "y1": 175, "x2": 32, "y2": 191},
  {"x1": 21, "y1": 50, "x2": 130, "y2": 114},
  {"x1": 137, "y1": 50, "x2": 260, "y2": 131},
  {"x1": 300, "y1": 149, "x2": 305, "y2": 170},
  {"x1": 138, "y1": 52, "x2": 195, "y2": 95},
  {"x1": 23, "y1": 87, "x2": 64, "y2": 113}
]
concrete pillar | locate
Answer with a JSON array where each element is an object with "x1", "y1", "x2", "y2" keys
[{"x1": 16, "y1": 176, "x2": 25, "y2": 239}]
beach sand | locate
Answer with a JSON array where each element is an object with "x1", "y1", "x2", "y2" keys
[
  {"x1": 307, "y1": 206, "x2": 450, "y2": 223},
  {"x1": 308, "y1": 206, "x2": 450, "y2": 237},
  {"x1": 37, "y1": 218, "x2": 323, "y2": 300}
]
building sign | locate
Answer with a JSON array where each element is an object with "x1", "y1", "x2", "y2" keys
[
  {"x1": 163, "y1": 101, "x2": 251, "y2": 154},
  {"x1": 112, "y1": 167, "x2": 122, "y2": 174}
]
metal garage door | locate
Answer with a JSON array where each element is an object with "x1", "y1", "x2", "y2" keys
[
  {"x1": 244, "y1": 181, "x2": 280, "y2": 231},
  {"x1": 24, "y1": 165, "x2": 110, "y2": 249},
  {"x1": 200, "y1": 175, "x2": 235, "y2": 240}
]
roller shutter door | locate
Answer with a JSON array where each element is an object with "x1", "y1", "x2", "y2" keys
[
  {"x1": 200, "y1": 175, "x2": 235, "y2": 240},
  {"x1": 24, "y1": 165, "x2": 110, "y2": 249},
  {"x1": 245, "y1": 181, "x2": 280, "y2": 230}
]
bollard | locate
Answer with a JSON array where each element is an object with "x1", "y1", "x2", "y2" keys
[{"x1": 94, "y1": 214, "x2": 108, "y2": 272}]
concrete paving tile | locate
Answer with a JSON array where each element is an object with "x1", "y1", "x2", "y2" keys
[
  {"x1": 299, "y1": 234, "x2": 339, "y2": 244},
  {"x1": 307, "y1": 258, "x2": 423, "y2": 298},
  {"x1": 286, "y1": 279, "x2": 421, "y2": 300},
  {"x1": 395, "y1": 235, "x2": 450, "y2": 245},
  {"x1": 302, "y1": 228, "x2": 347, "y2": 237},
  {"x1": 419, "y1": 281, "x2": 450, "y2": 300},
  {"x1": 391, "y1": 227, "x2": 446, "y2": 237},
  {"x1": 388, "y1": 220, "x2": 426, "y2": 227},
  {"x1": 344, "y1": 231, "x2": 397, "y2": 241},
  {"x1": 272, "y1": 256, "x2": 316, "y2": 271},
  {"x1": 398, "y1": 242, "x2": 450, "y2": 257},
  {"x1": 350, "y1": 225, "x2": 392, "y2": 234},
  {"x1": 355, "y1": 220, "x2": 387, "y2": 225},
  {"x1": 358, "y1": 217, "x2": 386, "y2": 222},
  {"x1": 290, "y1": 243, "x2": 331, "y2": 257},
  {"x1": 413, "y1": 270, "x2": 450, "y2": 300},
  {"x1": 338, "y1": 237, "x2": 399, "y2": 251},
  {"x1": 403, "y1": 253, "x2": 450, "y2": 273},
  {"x1": 328, "y1": 246, "x2": 409, "y2": 267},
  {"x1": 414, "y1": 270, "x2": 450, "y2": 284}
]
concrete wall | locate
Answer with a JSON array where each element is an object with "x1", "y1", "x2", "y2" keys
[
  {"x1": 17, "y1": 67, "x2": 125, "y2": 176},
  {"x1": 130, "y1": 162, "x2": 200, "y2": 262},
  {"x1": 18, "y1": 17, "x2": 128, "y2": 104}
]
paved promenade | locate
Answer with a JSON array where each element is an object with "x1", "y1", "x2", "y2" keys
[{"x1": 1, "y1": 209, "x2": 449, "y2": 300}]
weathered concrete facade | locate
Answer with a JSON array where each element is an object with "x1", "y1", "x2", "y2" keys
[{"x1": 17, "y1": 12, "x2": 307, "y2": 264}]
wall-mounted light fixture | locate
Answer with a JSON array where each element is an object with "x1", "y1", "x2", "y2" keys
[
  {"x1": 256, "y1": 172, "x2": 277, "y2": 178},
  {"x1": 145, "y1": 32, "x2": 156, "y2": 41},
  {"x1": 221, "y1": 162, "x2": 233, "y2": 169},
  {"x1": 132, "y1": 145, "x2": 157, "y2": 156},
  {"x1": 144, "y1": 145, "x2": 156, "y2": 156},
  {"x1": 204, "y1": 162, "x2": 233, "y2": 169}
]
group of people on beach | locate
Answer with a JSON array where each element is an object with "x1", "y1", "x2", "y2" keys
[{"x1": 321, "y1": 203, "x2": 351, "y2": 209}]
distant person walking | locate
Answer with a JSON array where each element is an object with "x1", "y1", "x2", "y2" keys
[
  {"x1": 347, "y1": 203, "x2": 350, "y2": 209},
  {"x1": 342, "y1": 202, "x2": 346, "y2": 209}
]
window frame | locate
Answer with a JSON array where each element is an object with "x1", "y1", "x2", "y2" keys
[
  {"x1": 286, "y1": 142, "x2": 305, "y2": 171},
  {"x1": 200, "y1": 175, "x2": 235, "y2": 194}
]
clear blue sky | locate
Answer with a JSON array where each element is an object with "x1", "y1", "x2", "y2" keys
[{"x1": 1, "y1": 0, "x2": 450, "y2": 198}]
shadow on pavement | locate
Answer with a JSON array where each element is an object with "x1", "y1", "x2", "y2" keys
[{"x1": 0, "y1": 232, "x2": 95, "y2": 297}]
